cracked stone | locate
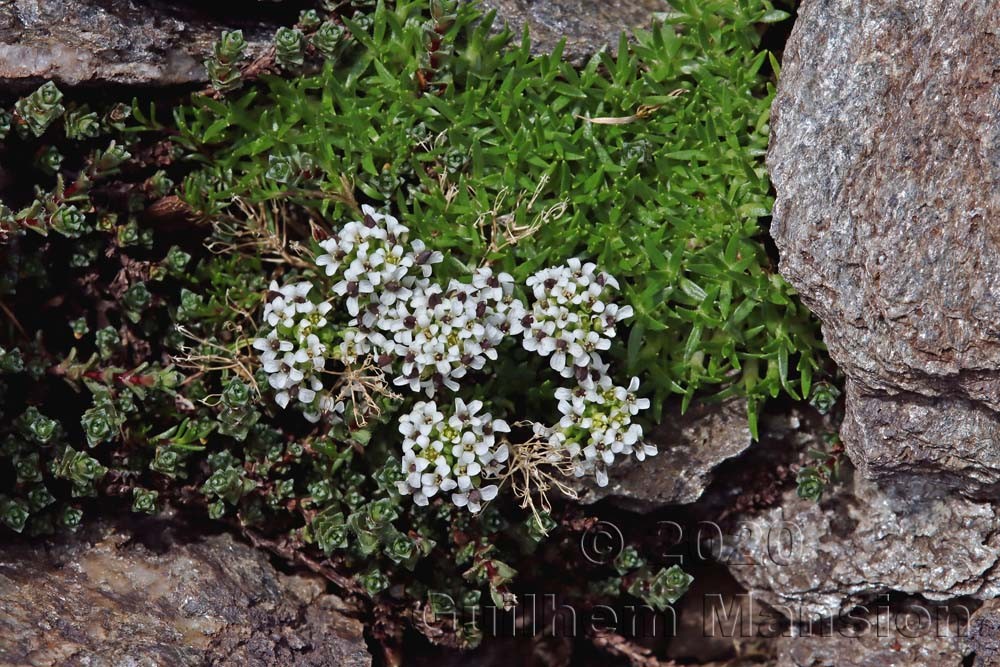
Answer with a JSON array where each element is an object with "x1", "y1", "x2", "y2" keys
[
  {"x1": 842, "y1": 382, "x2": 1000, "y2": 495},
  {"x1": 0, "y1": 0, "x2": 276, "y2": 87},
  {"x1": 572, "y1": 398, "x2": 752, "y2": 511}
]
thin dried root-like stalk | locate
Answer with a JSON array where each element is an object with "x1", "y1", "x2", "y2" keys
[
  {"x1": 206, "y1": 197, "x2": 313, "y2": 269},
  {"x1": 498, "y1": 421, "x2": 579, "y2": 532},
  {"x1": 475, "y1": 174, "x2": 569, "y2": 258},
  {"x1": 172, "y1": 325, "x2": 261, "y2": 401},
  {"x1": 206, "y1": 176, "x2": 359, "y2": 265},
  {"x1": 325, "y1": 355, "x2": 401, "y2": 428}
]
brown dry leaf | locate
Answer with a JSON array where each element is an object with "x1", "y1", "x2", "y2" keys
[{"x1": 577, "y1": 91, "x2": 686, "y2": 125}]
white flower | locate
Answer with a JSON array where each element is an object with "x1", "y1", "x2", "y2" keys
[
  {"x1": 252, "y1": 329, "x2": 293, "y2": 360},
  {"x1": 420, "y1": 457, "x2": 453, "y2": 497},
  {"x1": 303, "y1": 301, "x2": 333, "y2": 330},
  {"x1": 266, "y1": 352, "x2": 304, "y2": 390},
  {"x1": 316, "y1": 207, "x2": 441, "y2": 323},
  {"x1": 299, "y1": 333, "x2": 327, "y2": 371},
  {"x1": 264, "y1": 296, "x2": 296, "y2": 328},
  {"x1": 316, "y1": 238, "x2": 348, "y2": 276},
  {"x1": 451, "y1": 484, "x2": 498, "y2": 514},
  {"x1": 410, "y1": 239, "x2": 443, "y2": 277},
  {"x1": 634, "y1": 441, "x2": 658, "y2": 461}
]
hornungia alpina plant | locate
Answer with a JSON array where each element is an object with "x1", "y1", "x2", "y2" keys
[
  {"x1": 174, "y1": 0, "x2": 823, "y2": 437},
  {"x1": 252, "y1": 204, "x2": 655, "y2": 512},
  {"x1": 144, "y1": 0, "x2": 819, "y2": 643}
]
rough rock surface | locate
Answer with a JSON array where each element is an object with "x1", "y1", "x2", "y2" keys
[
  {"x1": 727, "y1": 474, "x2": 1000, "y2": 621},
  {"x1": 967, "y1": 600, "x2": 1000, "y2": 667},
  {"x1": 768, "y1": 0, "x2": 1000, "y2": 493},
  {"x1": 842, "y1": 383, "x2": 1000, "y2": 494},
  {"x1": 0, "y1": 519, "x2": 371, "y2": 667},
  {"x1": 0, "y1": 0, "x2": 275, "y2": 87},
  {"x1": 774, "y1": 604, "x2": 969, "y2": 667},
  {"x1": 573, "y1": 398, "x2": 751, "y2": 510},
  {"x1": 474, "y1": 0, "x2": 669, "y2": 65}
]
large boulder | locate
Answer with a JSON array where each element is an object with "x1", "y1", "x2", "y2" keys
[
  {"x1": 0, "y1": 518, "x2": 371, "y2": 667},
  {"x1": 768, "y1": 0, "x2": 1000, "y2": 493}
]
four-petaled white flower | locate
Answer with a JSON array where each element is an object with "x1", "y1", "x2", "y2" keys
[{"x1": 452, "y1": 484, "x2": 498, "y2": 514}]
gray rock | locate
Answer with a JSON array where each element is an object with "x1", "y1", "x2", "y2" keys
[
  {"x1": 842, "y1": 381, "x2": 1000, "y2": 495},
  {"x1": 775, "y1": 604, "x2": 969, "y2": 667},
  {"x1": 474, "y1": 0, "x2": 670, "y2": 65},
  {"x1": 0, "y1": 0, "x2": 274, "y2": 87},
  {"x1": 0, "y1": 519, "x2": 371, "y2": 667},
  {"x1": 726, "y1": 475, "x2": 1000, "y2": 622},
  {"x1": 768, "y1": 0, "x2": 1000, "y2": 492},
  {"x1": 967, "y1": 599, "x2": 1000, "y2": 667},
  {"x1": 573, "y1": 398, "x2": 751, "y2": 510}
]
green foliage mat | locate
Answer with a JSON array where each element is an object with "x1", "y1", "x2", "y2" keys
[{"x1": 176, "y1": 0, "x2": 821, "y2": 431}]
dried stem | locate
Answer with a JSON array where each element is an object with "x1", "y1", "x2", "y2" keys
[
  {"x1": 496, "y1": 421, "x2": 579, "y2": 531},
  {"x1": 475, "y1": 174, "x2": 569, "y2": 259},
  {"x1": 325, "y1": 355, "x2": 401, "y2": 427},
  {"x1": 172, "y1": 325, "x2": 261, "y2": 400}
]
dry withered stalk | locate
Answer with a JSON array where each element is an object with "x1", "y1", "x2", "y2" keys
[
  {"x1": 498, "y1": 421, "x2": 580, "y2": 532},
  {"x1": 475, "y1": 174, "x2": 569, "y2": 258}
]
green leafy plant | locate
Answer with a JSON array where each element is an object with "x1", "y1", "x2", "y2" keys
[
  {"x1": 627, "y1": 564, "x2": 694, "y2": 610},
  {"x1": 172, "y1": 0, "x2": 822, "y2": 437},
  {"x1": 796, "y1": 433, "x2": 845, "y2": 502},
  {"x1": 14, "y1": 81, "x2": 65, "y2": 137},
  {"x1": 205, "y1": 30, "x2": 249, "y2": 93}
]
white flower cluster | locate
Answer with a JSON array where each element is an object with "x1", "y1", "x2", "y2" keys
[
  {"x1": 253, "y1": 204, "x2": 656, "y2": 507},
  {"x1": 375, "y1": 268, "x2": 526, "y2": 395},
  {"x1": 549, "y1": 373, "x2": 655, "y2": 487},
  {"x1": 396, "y1": 398, "x2": 510, "y2": 513},
  {"x1": 315, "y1": 205, "x2": 441, "y2": 319},
  {"x1": 314, "y1": 206, "x2": 527, "y2": 397},
  {"x1": 253, "y1": 281, "x2": 337, "y2": 422},
  {"x1": 517, "y1": 260, "x2": 655, "y2": 487},
  {"x1": 522, "y1": 258, "x2": 633, "y2": 381}
]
